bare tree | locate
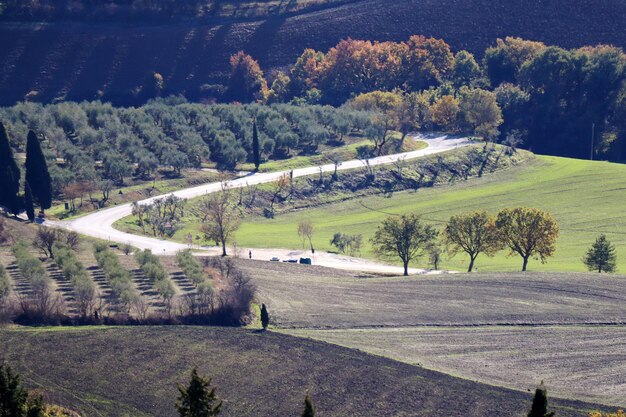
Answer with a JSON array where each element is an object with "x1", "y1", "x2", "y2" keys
[
  {"x1": 132, "y1": 296, "x2": 150, "y2": 321},
  {"x1": 200, "y1": 186, "x2": 241, "y2": 257},
  {"x1": 269, "y1": 173, "x2": 292, "y2": 211},
  {"x1": 98, "y1": 179, "x2": 114, "y2": 207},
  {"x1": 297, "y1": 220, "x2": 315, "y2": 252},
  {"x1": 32, "y1": 227, "x2": 79, "y2": 259}
]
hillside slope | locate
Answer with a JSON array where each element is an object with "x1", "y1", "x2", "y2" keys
[
  {"x1": 0, "y1": 327, "x2": 607, "y2": 416},
  {"x1": 1, "y1": 0, "x2": 625, "y2": 105}
]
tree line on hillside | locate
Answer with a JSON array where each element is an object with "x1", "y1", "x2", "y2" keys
[
  {"x1": 0, "y1": 36, "x2": 622, "y2": 219},
  {"x1": 42, "y1": 35, "x2": 619, "y2": 162},
  {"x1": 0, "y1": 102, "x2": 373, "y2": 208},
  {"x1": 222, "y1": 36, "x2": 625, "y2": 161},
  {"x1": 369, "y1": 208, "x2": 618, "y2": 275}
]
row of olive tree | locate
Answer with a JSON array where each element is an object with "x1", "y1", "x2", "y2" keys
[
  {"x1": 11, "y1": 242, "x2": 59, "y2": 319},
  {"x1": 0, "y1": 264, "x2": 10, "y2": 313},
  {"x1": 371, "y1": 208, "x2": 560, "y2": 275},
  {"x1": 53, "y1": 244, "x2": 97, "y2": 317},
  {"x1": 135, "y1": 249, "x2": 176, "y2": 314},
  {"x1": 0, "y1": 101, "x2": 372, "y2": 198},
  {"x1": 94, "y1": 243, "x2": 139, "y2": 310}
]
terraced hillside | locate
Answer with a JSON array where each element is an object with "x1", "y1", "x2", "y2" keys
[{"x1": 1, "y1": 0, "x2": 625, "y2": 105}]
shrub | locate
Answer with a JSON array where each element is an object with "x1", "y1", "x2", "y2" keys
[{"x1": 176, "y1": 250, "x2": 205, "y2": 286}]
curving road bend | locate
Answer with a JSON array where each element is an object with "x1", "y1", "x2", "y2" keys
[{"x1": 54, "y1": 134, "x2": 471, "y2": 274}]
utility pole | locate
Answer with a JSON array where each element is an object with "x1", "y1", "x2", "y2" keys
[{"x1": 590, "y1": 122, "x2": 595, "y2": 161}]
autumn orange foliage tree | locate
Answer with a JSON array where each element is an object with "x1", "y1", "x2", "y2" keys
[{"x1": 226, "y1": 51, "x2": 269, "y2": 103}]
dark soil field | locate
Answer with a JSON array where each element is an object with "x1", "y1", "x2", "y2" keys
[
  {"x1": 238, "y1": 260, "x2": 626, "y2": 328},
  {"x1": 0, "y1": 326, "x2": 608, "y2": 417},
  {"x1": 287, "y1": 325, "x2": 626, "y2": 408},
  {"x1": 236, "y1": 260, "x2": 626, "y2": 407},
  {"x1": 1, "y1": 0, "x2": 625, "y2": 105}
]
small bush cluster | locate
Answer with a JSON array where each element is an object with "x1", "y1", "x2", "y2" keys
[
  {"x1": 175, "y1": 250, "x2": 204, "y2": 286},
  {"x1": 53, "y1": 245, "x2": 96, "y2": 316},
  {"x1": 135, "y1": 249, "x2": 176, "y2": 312},
  {"x1": 94, "y1": 243, "x2": 138, "y2": 308}
]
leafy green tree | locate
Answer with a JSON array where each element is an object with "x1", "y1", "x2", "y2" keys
[
  {"x1": 371, "y1": 214, "x2": 438, "y2": 276},
  {"x1": 103, "y1": 153, "x2": 132, "y2": 185},
  {"x1": 0, "y1": 122, "x2": 22, "y2": 215},
  {"x1": 0, "y1": 363, "x2": 28, "y2": 417},
  {"x1": 25, "y1": 131, "x2": 52, "y2": 211},
  {"x1": 460, "y1": 88, "x2": 503, "y2": 141},
  {"x1": 260, "y1": 303, "x2": 269, "y2": 330},
  {"x1": 452, "y1": 50, "x2": 481, "y2": 87},
  {"x1": 583, "y1": 234, "x2": 617, "y2": 273},
  {"x1": 484, "y1": 37, "x2": 546, "y2": 86},
  {"x1": 176, "y1": 368, "x2": 222, "y2": 417},
  {"x1": 444, "y1": 210, "x2": 502, "y2": 272},
  {"x1": 252, "y1": 119, "x2": 260, "y2": 171},
  {"x1": 495, "y1": 208, "x2": 559, "y2": 271},
  {"x1": 301, "y1": 394, "x2": 315, "y2": 417},
  {"x1": 528, "y1": 382, "x2": 555, "y2": 417},
  {"x1": 24, "y1": 182, "x2": 35, "y2": 222}
]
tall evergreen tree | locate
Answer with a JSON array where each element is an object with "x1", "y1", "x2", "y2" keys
[
  {"x1": 260, "y1": 303, "x2": 269, "y2": 330},
  {"x1": 0, "y1": 363, "x2": 28, "y2": 417},
  {"x1": 0, "y1": 122, "x2": 21, "y2": 214},
  {"x1": 176, "y1": 368, "x2": 222, "y2": 417},
  {"x1": 583, "y1": 234, "x2": 617, "y2": 273},
  {"x1": 252, "y1": 119, "x2": 260, "y2": 171},
  {"x1": 302, "y1": 394, "x2": 315, "y2": 417},
  {"x1": 24, "y1": 182, "x2": 35, "y2": 222},
  {"x1": 528, "y1": 382, "x2": 555, "y2": 417},
  {"x1": 25, "y1": 131, "x2": 52, "y2": 212}
]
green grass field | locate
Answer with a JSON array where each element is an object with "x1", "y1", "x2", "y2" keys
[{"x1": 232, "y1": 155, "x2": 626, "y2": 272}]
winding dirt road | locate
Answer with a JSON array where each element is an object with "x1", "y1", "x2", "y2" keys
[{"x1": 55, "y1": 135, "x2": 471, "y2": 274}]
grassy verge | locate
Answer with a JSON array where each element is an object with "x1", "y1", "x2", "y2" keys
[{"x1": 232, "y1": 155, "x2": 626, "y2": 272}]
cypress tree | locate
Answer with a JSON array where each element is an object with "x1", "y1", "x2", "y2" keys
[
  {"x1": 0, "y1": 122, "x2": 21, "y2": 214},
  {"x1": 302, "y1": 394, "x2": 315, "y2": 417},
  {"x1": 260, "y1": 303, "x2": 269, "y2": 330},
  {"x1": 25, "y1": 131, "x2": 52, "y2": 211},
  {"x1": 252, "y1": 119, "x2": 260, "y2": 171},
  {"x1": 528, "y1": 382, "x2": 555, "y2": 417},
  {"x1": 24, "y1": 181, "x2": 35, "y2": 222}
]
